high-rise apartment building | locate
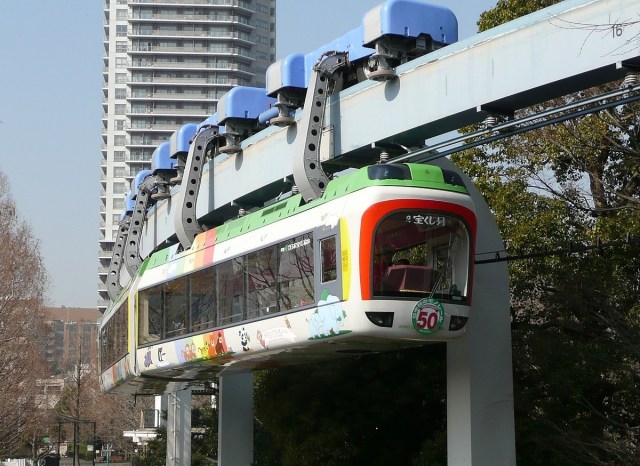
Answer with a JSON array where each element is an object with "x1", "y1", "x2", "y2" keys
[
  {"x1": 43, "y1": 307, "x2": 102, "y2": 374},
  {"x1": 99, "y1": 0, "x2": 277, "y2": 311}
]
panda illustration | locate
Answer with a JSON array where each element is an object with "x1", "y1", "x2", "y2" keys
[{"x1": 239, "y1": 327, "x2": 250, "y2": 351}]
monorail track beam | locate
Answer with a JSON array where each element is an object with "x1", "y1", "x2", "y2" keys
[{"x1": 136, "y1": 0, "x2": 640, "y2": 261}]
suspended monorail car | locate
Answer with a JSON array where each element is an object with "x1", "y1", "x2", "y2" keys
[{"x1": 99, "y1": 163, "x2": 476, "y2": 394}]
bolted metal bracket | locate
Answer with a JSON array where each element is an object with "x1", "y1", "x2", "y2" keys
[{"x1": 174, "y1": 125, "x2": 219, "y2": 250}]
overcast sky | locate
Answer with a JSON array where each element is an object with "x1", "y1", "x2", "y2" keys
[{"x1": 0, "y1": 0, "x2": 496, "y2": 308}]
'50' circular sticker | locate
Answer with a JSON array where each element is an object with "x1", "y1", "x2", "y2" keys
[{"x1": 411, "y1": 298, "x2": 444, "y2": 334}]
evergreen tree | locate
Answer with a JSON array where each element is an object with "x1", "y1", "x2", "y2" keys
[{"x1": 451, "y1": 1, "x2": 640, "y2": 463}]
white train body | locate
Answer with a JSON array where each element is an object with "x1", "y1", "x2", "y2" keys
[{"x1": 99, "y1": 164, "x2": 476, "y2": 394}]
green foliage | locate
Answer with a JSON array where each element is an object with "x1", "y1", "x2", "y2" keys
[
  {"x1": 254, "y1": 346, "x2": 447, "y2": 466},
  {"x1": 137, "y1": 427, "x2": 166, "y2": 466},
  {"x1": 136, "y1": 403, "x2": 217, "y2": 466},
  {"x1": 477, "y1": 0, "x2": 561, "y2": 31},
  {"x1": 192, "y1": 404, "x2": 218, "y2": 464},
  {"x1": 449, "y1": 1, "x2": 640, "y2": 463}
]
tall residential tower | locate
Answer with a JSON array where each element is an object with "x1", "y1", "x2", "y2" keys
[{"x1": 99, "y1": 0, "x2": 276, "y2": 311}]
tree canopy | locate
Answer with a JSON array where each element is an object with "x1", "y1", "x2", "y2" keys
[
  {"x1": 0, "y1": 170, "x2": 51, "y2": 458},
  {"x1": 451, "y1": 0, "x2": 640, "y2": 463}
]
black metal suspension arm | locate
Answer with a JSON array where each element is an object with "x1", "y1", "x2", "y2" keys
[
  {"x1": 292, "y1": 51, "x2": 349, "y2": 202},
  {"x1": 174, "y1": 125, "x2": 220, "y2": 250},
  {"x1": 106, "y1": 214, "x2": 131, "y2": 301}
]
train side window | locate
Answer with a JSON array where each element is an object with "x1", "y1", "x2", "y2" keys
[
  {"x1": 217, "y1": 258, "x2": 244, "y2": 325},
  {"x1": 189, "y1": 266, "x2": 216, "y2": 332},
  {"x1": 320, "y1": 236, "x2": 337, "y2": 283},
  {"x1": 164, "y1": 276, "x2": 188, "y2": 338},
  {"x1": 278, "y1": 233, "x2": 314, "y2": 310},
  {"x1": 100, "y1": 300, "x2": 128, "y2": 371},
  {"x1": 116, "y1": 304, "x2": 127, "y2": 361},
  {"x1": 139, "y1": 284, "x2": 163, "y2": 344},
  {"x1": 246, "y1": 245, "x2": 278, "y2": 319}
]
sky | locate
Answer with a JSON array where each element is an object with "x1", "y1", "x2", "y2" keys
[{"x1": 0, "y1": 0, "x2": 496, "y2": 309}]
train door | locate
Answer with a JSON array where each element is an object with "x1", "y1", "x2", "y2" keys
[{"x1": 314, "y1": 225, "x2": 342, "y2": 302}]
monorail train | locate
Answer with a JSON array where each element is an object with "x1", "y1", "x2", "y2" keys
[{"x1": 99, "y1": 163, "x2": 476, "y2": 394}]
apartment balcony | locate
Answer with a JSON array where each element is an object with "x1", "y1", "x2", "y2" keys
[
  {"x1": 127, "y1": 107, "x2": 213, "y2": 118},
  {"x1": 128, "y1": 75, "x2": 243, "y2": 86},
  {"x1": 126, "y1": 62, "x2": 252, "y2": 75},
  {"x1": 127, "y1": 0, "x2": 253, "y2": 14},
  {"x1": 129, "y1": 26, "x2": 243, "y2": 37},
  {"x1": 127, "y1": 91, "x2": 225, "y2": 101},
  {"x1": 125, "y1": 153, "x2": 154, "y2": 162},
  {"x1": 125, "y1": 138, "x2": 172, "y2": 148},
  {"x1": 127, "y1": 123, "x2": 180, "y2": 132},
  {"x1": 133, "y1": 47, "x2": 255, "y2": 62},
  {"x1": 129, "y1": 44, "x2": 256, "y2": 58},
  {"x1": 128, "y1": 13, "x2": 255, "y2": 31},
  {"x1": 127, "y1": 62, "x2": 255, "y2": 77}
]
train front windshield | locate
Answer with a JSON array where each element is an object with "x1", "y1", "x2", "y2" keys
[{"x1": 372, "y1": 212, "x2": 471, "y2": 302}]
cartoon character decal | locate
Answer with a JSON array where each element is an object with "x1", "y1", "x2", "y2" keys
[
  {"x1": 307, "y1": 291, "x2": 348, "y2": 339},
  {"x1": 137, "y1": 292, "x2": 348, "y2": 371},
  {"x1": 181, "y1": 342, "x2": 197, "y2": 361},
  {"x1": 239, "y1": 327, "x2": 250, "y2": 351},
  {"x1": 106, "y1": 356, "x2": 133, "y2": 388},
  {"x1": 256, "y1": 316, "x2": 296, "y2": 349},
  {"x1": 213, "y1": 331, "x2": 228, "y2": 355},
  {"x1": 144, "y1": 349, "x2": 152, "y2": 368}
]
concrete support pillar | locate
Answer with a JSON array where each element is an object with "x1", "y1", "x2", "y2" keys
[
  {"x1": 437, "y1": 159, "x2": 516, "y2": 465},
  {"x1": 166, "y1": 388, "x2": 192, "y2": 466},
  {"x1": 218, "y1": 373, "x2": 254, "y2": 466},
  {"x1": 155, "y1": 395, "x2": 168, "y2": 428}
]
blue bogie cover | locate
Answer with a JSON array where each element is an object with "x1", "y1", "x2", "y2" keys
[
  {"x1": 169, "y1": 123, "x2": 198, "y2": 158},
  {"x1": 362, "y1": 0, "x2": 458, "y2": 46},
  {"x1": 151, "y1": 141, "x2": 174, "y2": 172},
  {"x1": 216, "y1": 86, "x2": 276, "y2": 124}
]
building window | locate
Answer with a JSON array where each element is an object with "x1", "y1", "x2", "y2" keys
[
  {"x1": 114, "y1": 120, "x2": 125, "y2": 131},
  {"x1": 256, "y1": 3, "x2": 268, "y2": 13},
  {"x1": 115, "y1": 73, "x2": 127, "y2": 84},
  {"x1": 116, "y1": 25, "x2": 127, "y2": 37},
  {"x1": 113, "y1": 182, "x2": 126, "y2": 194},
  {"x1": 255, "y1": 19, "x2": 269, "y2": 29},
  {"x1": 256, "y1": 35, "x2": 269, "y2": 45},
  {"x1": 116, "y1": 41, "x2": 127, "y2": 53},
  {"x1": 112, "y1": 214, "x2": 121, "y2": 224},
  {"x1": 114, "y1": 150, "x2": 125, "y2": 161},
  {"x1": 113, "y1": 166, "x2": 127, "y2": 177},
  {"x1": 114, "y1": 88, "x2": 126, "y2": 100},
  {"x1": 113, "y1": 198, "x2": 125, "y2": 210},
  {"x1": 116, "y1": 9, "x2": 127, "y2": 20},
  {"x1": 115, "y1": 104, "x2": 126, "y2": 115},
  {"x1": 114, "y1": 135, "x2": 126, "y2": 146},
  {"x1": 115, "y1": 57, "x2": 128, "y2": 68}
]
